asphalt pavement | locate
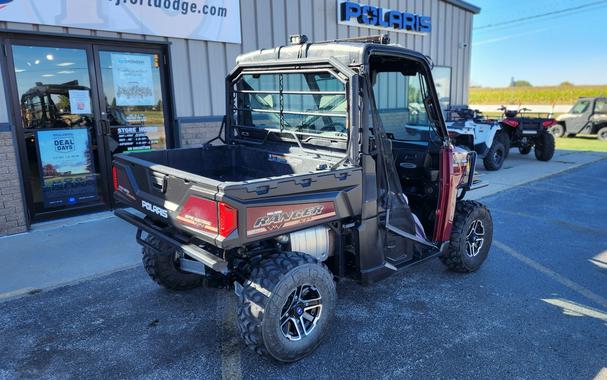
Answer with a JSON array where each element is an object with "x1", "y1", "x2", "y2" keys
[{"x1": 1, "y1": 160, "x2": 606, "y2": 379}]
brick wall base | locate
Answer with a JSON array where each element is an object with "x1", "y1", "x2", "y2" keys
[
  {"x1": 179, "y1": 120, "x2": 223, "y2": 148},
  {"x1": 0, "y1": 131, "x2": 27, "y2": 236}
]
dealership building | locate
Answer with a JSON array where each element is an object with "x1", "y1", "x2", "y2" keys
[{"x1": 0, "y1": 0, "x2": 479, "y2": 236}]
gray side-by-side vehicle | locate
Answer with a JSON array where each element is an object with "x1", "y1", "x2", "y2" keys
[{"x1": 114, "y1": 35, "x2": 493, "y2": 362}]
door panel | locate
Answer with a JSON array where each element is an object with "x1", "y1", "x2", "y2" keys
[{"x1": 10, "y1": 43, "x2": 107, "y2": 218}]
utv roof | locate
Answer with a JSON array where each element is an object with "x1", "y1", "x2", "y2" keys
[{"x1": 236, "y1": 35, "x2": 432, "y2": 69}]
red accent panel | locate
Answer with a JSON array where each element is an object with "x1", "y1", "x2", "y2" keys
[
  {"x1": 433, "y1": 145, "x2": 462, "y2": 242},
  {"x1": 502, "y1": 119, "x2": 520, "y2": 128},
  {"x1": 114, "y1": 165, "x2": 135, "y2": 201},
  {"x1": 246, "y1": 202, "x2": 336, "y2": 237},
  {"x1": 542, "y1": 119, "x2": 556, "y2": 127},
  {"x1": 176, "y1": 196, "x2": 218, "y2": 234},
  {"x1": 112, "y1": 166, "x2": 119, "y2": 191}
]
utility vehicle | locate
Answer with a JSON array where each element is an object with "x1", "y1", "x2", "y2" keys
[
  {"x1": 114, "y1": 35, "x2": 493, "y2": 363},
  {"x1": 445, "y1": 106, "x2": 508, "y2": 170},
  {"x1": 498, "y1": 106, "x2": 556, "y2": 161},
  {"x1": 554, "y1": 97, "x2": 607, "y2": 140}
]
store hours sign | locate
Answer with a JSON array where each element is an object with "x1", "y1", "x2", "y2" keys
[
  {"x1": 0, "y1": 0, "x2": 241, "y2": 43},
  {"x1": 338, "y1": 1, "x2": 431, "y2": 34}
]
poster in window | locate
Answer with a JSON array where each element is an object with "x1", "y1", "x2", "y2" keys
[
  {"x1": 68, "y1": 89, "x2": 92, "y2": 114},
  {"x1": 111, "y1": 53, "x2": 155, "y2": 106},
  {"x1": 36, "y1": 128, "x2": 99, "y2": 208}
]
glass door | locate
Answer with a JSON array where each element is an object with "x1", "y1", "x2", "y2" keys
[
  {"x1": 9, "y1": 43, "x2": 108, "y2": 219},
  {"x1": 94, "y1": 48, "x2": 169, "y2": 157}
]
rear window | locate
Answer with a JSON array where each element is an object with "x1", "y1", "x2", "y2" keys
[{"x1": 232, "y1": 71, "x2": 347, "y2": 137}]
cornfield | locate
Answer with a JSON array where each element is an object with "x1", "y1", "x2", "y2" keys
[{"x1": 468, "y1": 85, "x2": 607, "y2": 105}]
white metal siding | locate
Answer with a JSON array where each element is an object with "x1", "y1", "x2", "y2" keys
[{"x1": 0, "y1": 0, "x2": 474, "y2": 122}]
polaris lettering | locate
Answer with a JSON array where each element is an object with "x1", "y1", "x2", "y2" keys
[
  {"x1": 142, "y1": 200, "x2": 168, "y2": 218},
  {"x1": 339, "y1": 1, "x2": 431, "y2": 33}
]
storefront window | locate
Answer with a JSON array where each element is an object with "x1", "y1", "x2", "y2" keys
[
  {"x1": 432, "y1": 66, "x2": 452, "y2": 109},
  {"x1": 12, "y1": 45, "x2": 104, "y2": 215},
  {"x1": 98, "y1": 51, "x2": 167, "y2": 154}
]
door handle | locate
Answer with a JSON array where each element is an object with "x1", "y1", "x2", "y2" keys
[{"x1": 100, "y1": 119, "x2": 110, "y2": 135}]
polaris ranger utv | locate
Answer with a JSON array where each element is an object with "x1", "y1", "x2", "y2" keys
[
  {"x1": 554, "y1": 97, "x2": 607, "y2": 140},
  {"x1": 114, "y1": 35, "x2": 493, "y2": 363}
]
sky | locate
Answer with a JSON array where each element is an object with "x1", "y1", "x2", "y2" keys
[{"x1": 470, "y1": 0, "x2": 607, "y2": 88}]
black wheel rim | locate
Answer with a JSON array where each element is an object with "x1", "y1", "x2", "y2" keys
[
  {"x1": 600, "y1": 130, "x2": 607, "y2": 140},
  {"x1": 280, "y1": 284, "x2": 322, "y2": 341},
  {"x1": 493, "y1": 149, "x2": 504, "y2": 164},
  {"x1": 465, "y1": 219, "x2": 485, "y2": 257}
]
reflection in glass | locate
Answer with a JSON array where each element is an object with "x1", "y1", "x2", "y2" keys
[
  {"x1": 98, "y1": 51, "x2": 166, "y2": 154},
  {"x1": 432, "y1": 66, "x2": 452, "y2": 110},
  {"x1": 12, "y1": 45, "x2": 103, "y2": 216}
]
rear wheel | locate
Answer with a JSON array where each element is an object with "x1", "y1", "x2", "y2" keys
[
  {"x1": 518, "y1": 146, "x2": 532, "y2": 155},
  {"x1": 440, "y1": 200, "x2": 493, "y2": 272},
  {"x1": 483, "y1": 140, "x2": 506, "y2": 171},
  {"x1": 534, "y1": 132, "x2": 556, "y2": 161},
  {"x1": 142, "y1": 235, "x2": 203, "y2": 290},
  {"x1": 598, "y1": 126, "x2": 607, "y2": 141},
  {"x1": 549, "y1": 123, "x2": 565, "y2": 138},
  {"x1": 237, "y1": 252, "x2": 336, "y2": 362}
]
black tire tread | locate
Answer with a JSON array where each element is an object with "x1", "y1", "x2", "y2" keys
[
  {"x1": 236, "y1": 252, "x2": 333, "y2": 362},
  {"x1": 483, "y1": 140, "x2": 506, "y2": 171},
  {"x1": 534, "y1": 132, "x2": 555, "y2": 161},
  {"x1": 142, "y1": 235, "x2": 203, "y2": 291},
  {"x1": 440, "y1": 200, "x2": 491, "y2": 273}
]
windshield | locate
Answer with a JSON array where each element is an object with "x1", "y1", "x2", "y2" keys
[
  {"x1": 233, "y1": 71, "x2": 347, "y2": 138},
  {"x1": 571, "y1": 100, "x2": 590, "y2": 114}
]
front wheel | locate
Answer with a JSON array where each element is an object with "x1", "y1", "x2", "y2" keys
[
  {"x1": 534, "y1": 132, "x2": 555, "y2": 161},
  {"x1": 549, "y1": 123, "x2": 565, "y2": 138},
  {"x1": 483, "y1": 140, "x2": 506, "y2": 171},
  {"x1": 598, "y1": 126, "x2": 607, "y2": 141},
  {"x1": 237, "y1": 252, "x2": 336, "y2": 362},
  {"x1": 440, "y1": 200, "x2": 493, "y2": 272}
]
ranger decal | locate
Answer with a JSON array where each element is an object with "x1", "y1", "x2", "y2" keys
[{"x1": 246, "y1": 202, "x2": 336, "y2": 237}]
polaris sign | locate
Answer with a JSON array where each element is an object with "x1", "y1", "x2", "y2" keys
[{"x1": 338, "y1": 1, "x2": 431, "y2": 34}]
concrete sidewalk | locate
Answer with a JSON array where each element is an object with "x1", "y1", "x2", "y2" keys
[
  {"x1": 469, "y1": 149, "x2": 606, "y2": 199},
  {"x1": 0, "y1": 149, "x2": 605, "y2": 298},
  {"x1": 0, "y1": 212, "x2": 141, "y2": 297}
]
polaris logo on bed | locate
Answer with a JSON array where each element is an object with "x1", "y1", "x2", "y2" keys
[{"x1": 142, "y1": 200, "x2": 168, "y2": 218}]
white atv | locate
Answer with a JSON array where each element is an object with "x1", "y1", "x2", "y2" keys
[{"x1": 445, "y1": 106, "x2": 509, "y2": 171}]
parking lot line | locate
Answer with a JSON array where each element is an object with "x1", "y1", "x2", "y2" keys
[{"x1": 494, "y1": 240, "x2": 607, "y2": 309}]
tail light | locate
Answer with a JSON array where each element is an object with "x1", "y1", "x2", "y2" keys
[
  {"x1": 502, "y1": 119, "x2": 520, "y2": 128},
  {"x1": 176, "y1": 196, "x2": 237, "y2": 238},
  {"x1": 112, "y1": 166, "x2": 119, "y2": 191},
  {"x1": 448, "y1": 131, "x2": 459, "y2": 138},
  {"x1": 542, "y1": 119, "x2": 557, "y2": 128},
  {"x1": 218, "y1": 202, "x2": 238, "y2": 238}
]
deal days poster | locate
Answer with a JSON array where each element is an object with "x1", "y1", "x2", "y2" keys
[{"x1": 36, "y1": 128, "x2": 99, "y2": 207}]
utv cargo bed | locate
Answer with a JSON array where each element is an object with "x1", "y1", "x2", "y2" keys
[{"x1": 113, "y1": 144, "x2": 362, "y2": 249}]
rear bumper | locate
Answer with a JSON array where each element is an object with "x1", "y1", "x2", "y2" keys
[{"x1": 115, "y1": 209, "x2": 229, "y2": 274}]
